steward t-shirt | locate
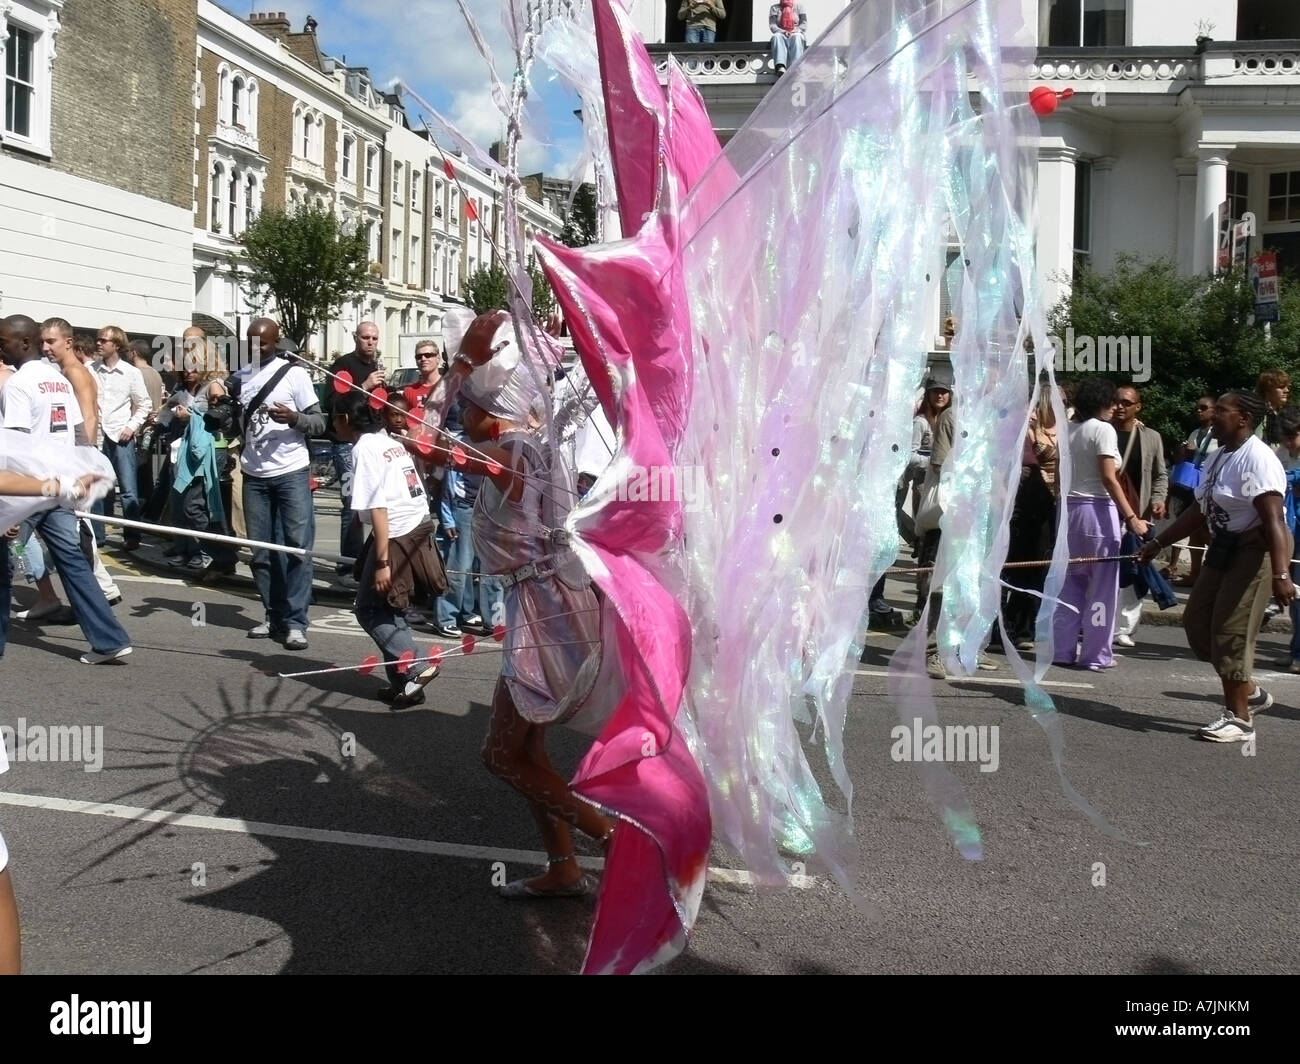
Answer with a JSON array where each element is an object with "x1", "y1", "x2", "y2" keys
[
  {"x1": 1196, "y1": 435, "x2": 1286, "y2": 535},
  {"x1": 349, "y1": 429, "x2": 430, "y2": 538},
  {"x1": 1, "y1": 359, "x2": 83, "y2": 448}
]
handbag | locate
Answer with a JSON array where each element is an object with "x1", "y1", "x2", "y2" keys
[
  {"x1": 1115, "y1": 425, "x2": 1141, "y2": 515},
  {"x1": 1169, "y1": 429, "x2": 1212, "y2": 500},
  {"x1": 913, "y1": 466, "x2": 944, "y2": 535}
]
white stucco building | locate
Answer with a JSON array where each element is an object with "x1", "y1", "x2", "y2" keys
[{"x1": 645, "y1": 0, "x2": 1300, "y2": 350}]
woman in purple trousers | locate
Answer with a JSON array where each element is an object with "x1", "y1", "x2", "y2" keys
[{"x1": 1053, "y1": 378, "x2": 1150, "y2": 670}]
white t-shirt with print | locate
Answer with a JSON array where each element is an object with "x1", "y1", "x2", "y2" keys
[
  {"x1": 1066, "y1": 417, "x2": 1121, "y2": 499},
  {"x1": 1, "y1": 359, "x2": 83, "y2": 448},
  {"x1": 349, "y1": 429, "x2": 430, "y2": 538},
  {"x1": 239, "y1": 358, "x2": 319, "y2": 478},
  {"x1": 1195, "y1": 435, "x2": 1286, "y2": 535}
]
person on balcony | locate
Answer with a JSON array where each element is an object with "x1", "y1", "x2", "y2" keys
[
  {"x1": 679, "y1": 1, "x2": 726, "y2": 44},
  {"x1": 769, "y1": 0, "x2": 807, "y2": 74}
]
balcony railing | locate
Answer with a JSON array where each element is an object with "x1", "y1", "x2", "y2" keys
[
  {"x1": 646, "y1": 42, "x2": 775, "y2": 85},
  {"x1": 289, "y1": 156, "x2": 327, "y2": 184},
  {"x1": 215, "y1": 121, "x2": 260, "y2": 153}
]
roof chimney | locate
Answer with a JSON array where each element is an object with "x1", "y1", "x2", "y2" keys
[{"x1": 248, "y1": 11, "x2": 292, "y2": 40}]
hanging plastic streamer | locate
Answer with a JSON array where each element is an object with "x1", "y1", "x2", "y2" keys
[{"x1": 435, "y1": 0, "x2": 1134, "y2": 975}]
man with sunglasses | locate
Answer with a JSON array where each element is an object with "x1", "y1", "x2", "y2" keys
[{"x1": 1112, "y1": 385, "x2": 1168, "y2": 648}]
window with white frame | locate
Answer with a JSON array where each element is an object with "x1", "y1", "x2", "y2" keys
[
  {"x1": 1227, "y1": 170, "x2": 1249, "y2": 223},
  {"x1": 1040, "y1": 0, "x2": 1126, "y2": 48},
  {"x1": 393, "y1": 161, "x2": 403, "y2": 202},
  {"x1": 391, "y1": 227, "x2": 400, "y2": 275},
  {"x1": 410, "y1": 234, "x2": 420, "y2": 282},
  {"x1": 433, "y1": 180, "x2": 443, "y2": 219},
  {"x1": 245, "y1": 174, "x2": 258, "y2": 231},
  {"x1": 367, "y1": 220, "x2": 379, "y2": 263},
  {"x1": 411, "y1": 170, "x2": 421, "y2": 212},
  {"x1": 228, "y1": 166, "x2": 240, "y2": 234},
  {"x1": 342, "y1": 134, "x2": 355, "y2": 181},
  {"x1": 1268, "y1": 171, "x2": 1300, "y2": 223},
  {"x1": 231, "y1": 75, "x2": 244, "y2": 127},
  {"x1": 2, "y1": 2, "x2": 59, "y2": 155},
  {"x1": 210, "y1": 161, "x2": 225, "y2": 232},
  {"x1": 1073, "y1": 158, "x2": 1093, "y2": 273},
  {"x1": 365, "y1": 144, "x2": 378, "y2": 190}
]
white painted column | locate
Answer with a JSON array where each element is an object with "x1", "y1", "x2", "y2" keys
[
  {"x1": 1173, "y1": 156, "x2": 1199, "y2": 275},
  {"x1": 1090, "y1": 155, "x2": 1117, "y2": 272},
  {"x1": 1193, "y1": 145, "x2": 1233, "y2": 275},
  {"x1": 1037, "y1": 144, "x2": 1078, "y2": 309}
]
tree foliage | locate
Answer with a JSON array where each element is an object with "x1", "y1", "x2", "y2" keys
[
  {"x1": 233, "y1": 205, "x2": 369, "y2": 347},
  {"x1": 1046, "y1": 255, "x2": 1300, "y2": 452},
  {"x1": 465, "y1": 262, "x2": 511, "y2": 315},
  {"x1": 560, "y1": 183, "x2": 599, "y2": 248},
  {"x1": 529, "y1": 263, "x2": 557, "y2": 320}
]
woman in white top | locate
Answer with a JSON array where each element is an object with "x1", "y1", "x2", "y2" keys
[
  {"x1": 1140, "y1": 391, "x2": 1294, "y2": 743},
  {"x1": 1052, "y1": 377, "x2": 1150, "y2": 670}
]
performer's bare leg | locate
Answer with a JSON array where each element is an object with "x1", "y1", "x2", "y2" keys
[
  {"x1": 483, "y1": 679, "x2": 613, "y2": 891},
  {"x1": 0, "y1": 869, "x2": 20, "y2": 974}
]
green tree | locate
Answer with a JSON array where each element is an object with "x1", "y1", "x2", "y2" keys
[
  {"x1": 233, "y1": 205, "x2": 369, "y2": 347},
  {"x1": 1046, "y1": 255, "x2": 1300, "y2": 449},
  {"x1": 465, "y1": 262, "x2": 511, "y2": 314},
  {"x1": 560, "y1": 183, "x2": 599, "y2": 248},
  {"x1": 529, "y1": 263, "x2": 557, "y2": 321}
]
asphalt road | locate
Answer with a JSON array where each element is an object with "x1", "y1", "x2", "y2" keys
[{"x1": 1, "y1": 553, "x2": 1297, "y2": 975}]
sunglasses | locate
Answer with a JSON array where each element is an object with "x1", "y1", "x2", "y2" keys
[{"x1": 417, "y1": 351, "x2": 438, "y2": 358}]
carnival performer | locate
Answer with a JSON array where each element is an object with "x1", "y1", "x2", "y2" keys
[
  {"x1": 411, "y1": 310, "x2": 620, "y2": 897},
  {"x1": 332, "y1": 390, "x2": 447, "y2": 710}
]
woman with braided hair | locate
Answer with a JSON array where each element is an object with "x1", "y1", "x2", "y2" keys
[{"x1": 1139, "y1": 391, "x2": 1294, "y2": 743}]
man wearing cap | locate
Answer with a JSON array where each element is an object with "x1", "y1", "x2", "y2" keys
[{"x1": 240, "y1": 319, "x2": 326, "y2": 649}]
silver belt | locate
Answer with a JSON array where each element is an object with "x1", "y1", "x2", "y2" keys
[{"x1": 498, "y1": 558, "x2": 558, "y2": 590}]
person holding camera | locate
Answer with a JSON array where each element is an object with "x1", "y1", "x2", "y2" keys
[
  {"x1": 679, "y1": 1, "x2": 726, "y2": 43},
  {"x1": 240, "y1": 319, "x2": 326, "y2": 649},
  {"x1": 1138, "y1": 391, "x2": 1293, "y2": 744}
]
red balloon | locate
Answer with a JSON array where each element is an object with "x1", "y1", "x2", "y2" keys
[
  {"x1": 368, "y1": 386, "x2": 388, "y2": 411},
  {"x1": 332, "y1": 370, "x2": 354, "y2": 395},
  {"x1": 359, "y1": 654, "x2": 380, "y2": 676},
  {"x1": 485, "y1": 457, "x2": 503, "y2": 476},
  {"x1": 396, "y1": 649, "x2": 415, "y2": 675},
  {"x1": 461, "y1": 634, "x2": 476, "y2": 655},
  {"x1": 427, "y1": 646, "x2": 443, "y2": 668},
  {"x1": 414, "y1": 438, "x2": 434, "y2": 456},
  {"x1": 492, "y1": 624, "x2": 507, "y2": 642},
  {"x1": 451, "y1": 445, "x2": 467, "y2": 466},
  {"x1": 1029, "y1": 85, "x2": 1060, "y2": 116},
  {"x1": 1059, "y1": 87, "x2": 1075, "y2": 101}
]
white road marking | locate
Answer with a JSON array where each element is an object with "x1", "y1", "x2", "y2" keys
[
  {"x1": 853, "y1": 668, "x2": 1094, "y2": 690},
  {"x1": 0, "y1": 791, "x2": 813, "y2": 889}
]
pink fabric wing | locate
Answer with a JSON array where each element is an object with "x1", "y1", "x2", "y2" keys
[{"x1": 534, "y1": 0, "x2": 733, "y2": 975}]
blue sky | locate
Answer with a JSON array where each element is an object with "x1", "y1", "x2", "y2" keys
[{"x1": 250, "y1": 0, "x2": 588, "y2": 177}]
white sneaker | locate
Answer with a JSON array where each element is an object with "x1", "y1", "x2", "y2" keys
[
  {"x1": 1247, "y1": 686, "x2": 1273, "y2": 718},
  {"x1": 1114, "y1": 633, "x2": 1135, "y2": 648},
  {"x1": 81, "y1": 646, "x2": 132, "y2": 665},
  {"x1": 284, "y1": 629, "x2": 309, "y2": 650},
  {"x1": 1199, "y1": 713, "x2": 1254, "y2": 743}
]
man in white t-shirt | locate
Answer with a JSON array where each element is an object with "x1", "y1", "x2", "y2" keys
[
  {"x1": 0, "y1": 315, "x2": 132, "y2": 663},
  {"x1": 90, "y1": 325, "x2": 152, "y2": 550},
  {"x1": 239, "y1": 319, "x2": 326, "y2": 649}
]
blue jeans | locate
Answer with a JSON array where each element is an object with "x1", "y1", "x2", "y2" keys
[
  {"x1": 243, "y1": 468, "x2": 316, "y2": 630},
  {"x1": 95, "y1": 437, "x2": 141, "y2": 545},
  {"x1": 436, "y1": 502, "x2": 477, "y2": 626},
  {"x1": 15, "y1": 521, "x2": 47, "y2": 581},
  {"x1": 27, "y1": 506, "x2": 131, "y2": 654},
  {"x1": 172, "y1": 477, "x2": 237, "y2": 568},
  {"x1": 685, "y1": 25, "x2": 715, "y2": 43},
  {"x1": 476, "y1": 559, "x2": 504, "y2": 629},
  {"x1": 332, "y1": 441, "x2": 363, "y2": 571},
  {"x1": 354, "y1": 541, "x2": 418, "y2": 688},
  {"x1": 771, "y1": 32, "x2": 805, "y2": 68}
]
